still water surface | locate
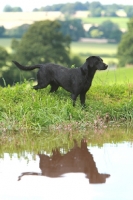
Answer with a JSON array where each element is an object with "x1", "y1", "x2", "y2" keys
[{"x1": 0, "y1": 140, "x2": 133, "y2": 200}]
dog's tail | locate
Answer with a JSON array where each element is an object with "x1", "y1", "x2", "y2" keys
[{"x1": 12, "y1": 61, "x2": 41, "y2": 71}]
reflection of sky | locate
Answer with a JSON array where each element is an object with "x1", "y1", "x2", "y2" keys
[{"x1": 0, "y1": 142, "x2": 133, "y2": 200}]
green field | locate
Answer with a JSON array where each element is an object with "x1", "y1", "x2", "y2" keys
[
  {"x1": 71, "y1": 41, "x2": 117, "y2": 55},
  {"x1": 71, "y1": 41, "x2": 118, "y2": 65},
  {"x1": 94, "y1": 67, "x2": 133, "y2": 85},
  {"x1": 82, "y1": 17, "x2": 129, "y2": 30},
  {"x1": 0, "y1": 38, "x2": 13, "y2": 53}
]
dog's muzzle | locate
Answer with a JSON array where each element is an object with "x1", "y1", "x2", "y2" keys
[{"x1": 104, "y1": 64, "x2": 108, "y2": 69}]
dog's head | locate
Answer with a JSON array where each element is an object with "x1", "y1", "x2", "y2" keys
[
  {"x1": 87, "y1": 56, "x2": 108, "y2": 70},
  {"x1": 82, "y1": 56, "x2": 108, "y2": 73}
]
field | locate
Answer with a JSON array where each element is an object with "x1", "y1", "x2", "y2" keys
[
  {"x1": 70, "y1": 41, "x2": 118, "y2": 64},
  {"x1": 0, "y1": 12, "x2": 64, "y2": 29},
  {"x1": 0, "y1": 38, "x2": 13, "y2": 53},
  {"x1": 94, "y1": 67, "x2": 133, "y2": 85},
  {"x1": 81, "y1": 17, "x2": 129, "y2": 30}
]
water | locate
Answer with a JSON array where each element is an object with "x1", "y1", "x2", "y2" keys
[{"x1": 0, "y1": 140, "x2": 133, "y2": 200}]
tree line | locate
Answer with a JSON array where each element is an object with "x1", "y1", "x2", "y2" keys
[
  {"x1": 0, "y1": 19, "x2": 122, "y2": 43},
  {"x1": 3, "y1": 2, "x2": 133, "y2": 17}
]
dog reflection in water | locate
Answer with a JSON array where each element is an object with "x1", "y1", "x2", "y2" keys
[{"x1": 18, "y1": 140, "x2": 110, "y2": 184}]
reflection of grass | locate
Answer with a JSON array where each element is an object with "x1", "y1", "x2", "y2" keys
[
  {"x1": 82, "y1": 17, "x2": 129, "y2": 30},
  {"x1": 0, "y1": 127, "x2": 132, "y2": 154}
]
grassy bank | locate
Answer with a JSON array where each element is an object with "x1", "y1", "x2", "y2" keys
[
  {"x1": 1, "y1": 68, "x2": 133, "y2": 153},
  {"x1": 0, "y1": 78, "x2": 133, "y2": 133}
]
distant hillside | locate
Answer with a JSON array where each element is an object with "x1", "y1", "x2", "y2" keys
[
  {"x1": 0, "y1": 11, "x2": 128, "y2": 30},
  {"x1": 0, "y1": 12, "x2": 64, "y2": 28}
]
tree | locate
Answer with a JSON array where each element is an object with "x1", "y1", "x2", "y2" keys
[
  {"x1": 4, "y1": 20, "x2": 72, "y2": 83},
  {"x1": 59, "y1": 19, "x2": 85, "y2": 41},
  {"x1": 91, "y1": 7, "x2": 102, "y2": 17},
  {"x1": 89, "y1": 1, "x2": 103, "y2": 17},
  {"x1": 3, "y1": 5, "x2": 22, "y2": 12},
  {"x1": 5, "y1": 24, "x2": 30, "y2": 38},
  {"x1": 0, "y1": 46, "x2": 9, "y2": 86},
  {"x1": 0, "y1": 26, "x2": 5, "y2": 37},
  {"x1": 103, "y1": 4, "x2": 120, "y2": 17},
  {"x1": 90, "y1": 29, "x2": 103, "y2": 38},
  {"x1": 3, "y1": 5, "x2": 12, "y2": 12},
  {"x1": 12, "y1": 20, "x2": 71, "y2": 65},
  {"x1": 124, "y1": 6, "x2": 133, "y2": 17},
  {"x1": 0, "y1": 46, "x2": 9, "y2": 67},
  {"x1": 12, "y1": 7, "x2": 23, "y2": 12},
  {"x1": 117, "y1": 18, "x2": 133, "y2": 67},
  {"x1": 61, "y1": 3, "x2": 76, "y2": 14},
  {"x1": 98, "y1": 20, "x2": 122, "y2": 42}
]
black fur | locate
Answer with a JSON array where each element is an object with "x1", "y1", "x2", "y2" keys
[{"x1": 12, "y1": 56, "x2": 108, "y2": 106}]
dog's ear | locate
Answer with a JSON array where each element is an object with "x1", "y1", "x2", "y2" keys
[
  {"x1": 81, "y1": 62, "x2": 88, "y2": 74},
  {"x1": 81, "y1": 56, "x2": 99, "y2": 74},
  {"x1": 86, "y1": 56, "x2": 98, "y2": 68}
]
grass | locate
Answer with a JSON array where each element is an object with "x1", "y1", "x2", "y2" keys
[
  {"x1": 0, "y1": 74, "x2": 133, "y2": 133},
  {"x1": 71, "y1": 42, "x2": 117, "y2": 55},
  {"x1": 93, "y1": 67, "x2": 133, "y2": 85}
]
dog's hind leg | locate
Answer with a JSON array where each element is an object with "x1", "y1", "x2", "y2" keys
[
  {"x1": 33, "y1": 80, "x2": 49, "y2": 90},
  {"x1": 33, "y1": 71, "x2": 50, "y2": 90},
  {"x1": 50, "y1": 82, "x2": 59, "y2": 93},
  {"x1": 80, "y1": 92, "x2": 86, "y2": 106},
  {"x1": 71, "y1": 93, "x2": 78, "y2": 107},
  {"x1": 33, "y1": 81, "x2": 49, "y2": 90}
]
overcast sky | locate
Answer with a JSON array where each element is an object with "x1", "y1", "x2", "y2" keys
[{"x1": 0, "y1": 0, "x2": 133, "y2": 12}]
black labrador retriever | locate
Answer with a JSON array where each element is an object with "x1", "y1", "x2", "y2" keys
[{"x1": 12, "y1": 56, "x2": 108, "y2": 106}]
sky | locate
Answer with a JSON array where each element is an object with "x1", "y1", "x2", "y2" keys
[{"x1": 0, "y1": 0, "x2": 133, "y2": 12}]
